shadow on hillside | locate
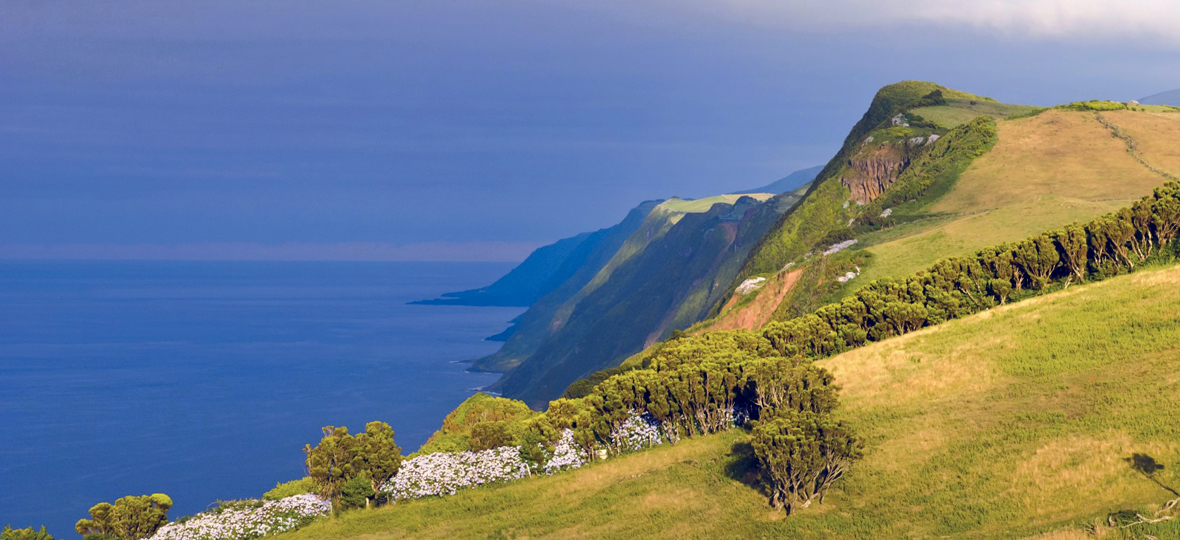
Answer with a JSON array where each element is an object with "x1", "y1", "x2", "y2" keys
[
  {"x1": 1126, "y1": 453, "x2": 1180, "y2": 497},
  {"x1": 725, "y1": 439, "x2": 769, "y2": 498}
]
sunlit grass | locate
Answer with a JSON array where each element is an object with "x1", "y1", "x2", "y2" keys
[{"x1": 276, "y1": 265, "x2": 1180, "y2": 540}]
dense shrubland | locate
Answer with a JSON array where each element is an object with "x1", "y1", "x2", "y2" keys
[{"x1": 2, "y1": 527, "x2": 55, "y2": 540}]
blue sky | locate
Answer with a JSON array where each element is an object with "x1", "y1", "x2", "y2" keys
[{"x1": 3, "y1": 0, "x2": 1178, "y2": 260}]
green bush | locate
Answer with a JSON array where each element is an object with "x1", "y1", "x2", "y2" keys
[
  {"x1": 74, "y1": 494, "x2": 172, "y2": 540},
  {"x1": 1056, "y1": 100, "x2": 1128, "y2": 112},
  {"x1": 263, "y1": 477, "x2": 317, "y2": 501},
  {"x1": 2, "y1": 526, "x2": 54, "y2": 540},
  {"x1": 339, "y1": 476, "x2": 375, "y2": 511}
]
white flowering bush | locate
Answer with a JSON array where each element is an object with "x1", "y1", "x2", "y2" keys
[
  {"x1": 610, "y1": 412, "x2": 665, "y2": 452},
  {"x1": 542, "y1": 429, "x2": 587, "y2": 474},
  {"x1": 823, "y1": 239, "x2": 858, "y2": 256},
  {"x1": 384, "y1": 446, "x2": 530, "y2": 499},
  {"x1": 149, "y1": 494, "x2": 330, "y2": 540}
]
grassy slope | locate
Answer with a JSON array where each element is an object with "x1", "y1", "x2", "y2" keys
[
  {"x1": 853, "y1": 109, "x2": 1177, "y2": 287},
  {"x1": 1104, "y1": 110, "x2": 1180, "y2": 177},
  {"x1": 278, "y1": 265, "x2": 1180, "y2": 540},
  {"x1": 911, "y1": 98, "x2": 1042, "y2": 128},
  {"x1": 734, "y1": 81, "x2": 992, "y2": 281}
]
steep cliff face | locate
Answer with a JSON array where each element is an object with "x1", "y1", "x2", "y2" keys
[
  {"x1": 841, "y1": 144, "x2": 910, "y2": 204},
  {"x1": 468, "y1": 201, "x2": 665, "y2": 372},
  {"x1": 415, "y1": 201, "x2": 660, "y2": 308},
  {"x1": 491, "y1": 195, "x2": 794, "y2": 407}
]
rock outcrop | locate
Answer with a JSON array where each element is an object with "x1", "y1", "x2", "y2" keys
[{"x1": 841, "y1": 144, "x2": 910, "y2": 204}]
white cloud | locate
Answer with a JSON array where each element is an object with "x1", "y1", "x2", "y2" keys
[{"x1": 606, "y1": 0, "x2": 1180, "y2": 46}]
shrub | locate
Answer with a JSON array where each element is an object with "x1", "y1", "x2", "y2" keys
[
  {"x1": 2, "y1": 526, "x2": 54, "y2": 540},
  {"x1": 750, "y1": 412, "x2": 863, "y2": 514},
  {"x1": 262, "y1": 478, "x2": 317, "y2": 501},
  {"x1": 338, "y1": 476, "x2": 374, "y2": 511},
  {"x1": 75, "y1": 494, "x2": 172, "y2": 540},
  {"x1": 469, "y1": 421, "x2": 513, "y2": 451}
]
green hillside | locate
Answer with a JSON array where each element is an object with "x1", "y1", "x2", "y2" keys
[
  {"x1": 491, "y1": 193, "x2": 795, "y2": 406},
  {"x1": 710, "y1": 83, "x2": 1178, "y2": 330},
  {"x1": 276, "y1": 264, "x2": 1180, "y2": 540},
  {"x1": 414, "y1": 200, "x2": 661, "y2": 309}
]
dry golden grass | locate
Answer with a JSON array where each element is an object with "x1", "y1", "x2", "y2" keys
[
  {"x1": 931, "y1": 110, "x2": 1165, "y2": 214},
  {"x1": 1102, "y1": 110, "x2": 1180, "y2": 178}
]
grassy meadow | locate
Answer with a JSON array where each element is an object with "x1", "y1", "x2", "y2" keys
[
  {"x1": 911, "y1": 98, "x2": 1042, "y2": 128},
  {"x1": 276, "y1": 264, "x2": 1180, "y2": 540}
]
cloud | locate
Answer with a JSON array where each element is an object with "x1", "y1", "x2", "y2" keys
[
  {"x1": 614, "y1": 0, "x2": 1180, "y2": 46},
  {"x1": 0, "y1": 242, "x2": 542, "y2": 262}
]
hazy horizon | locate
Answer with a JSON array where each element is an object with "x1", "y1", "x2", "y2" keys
[{"x1": 3, "y1": 1, "x2": 1179, "y2": 261}]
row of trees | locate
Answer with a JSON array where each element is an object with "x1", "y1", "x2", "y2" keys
[{"x1": 759, "y1": 182, "x2": 1180, "y2": 363}]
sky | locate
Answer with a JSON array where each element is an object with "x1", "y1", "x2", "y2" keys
[{"x1": 2, "y1": 0, "x2": 1179, "y2": 261}]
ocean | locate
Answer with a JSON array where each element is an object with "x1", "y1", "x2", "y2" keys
[{"x1": 0, "y1": 261, "x2": 522, "y2": 536}]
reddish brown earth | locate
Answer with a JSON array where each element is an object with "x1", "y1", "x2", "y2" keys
[{"x1": 701, "y1": 268, "x2": 803, "y2": 332}]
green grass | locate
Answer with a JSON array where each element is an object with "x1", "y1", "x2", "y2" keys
[
  {"x1": 275, "y1": 265, "x2": 1180, "y2": 540},
  {"x1": 657, "y1": 194, "x2": 772, "y2": 214},
  {"x1": 853, "y1": 195, "x2": 1130, "y2": 286},
  {"x1": 911, "y1": 98, "x2": 1043, "y2": 128}
]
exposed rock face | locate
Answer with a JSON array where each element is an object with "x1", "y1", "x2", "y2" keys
[{"x1": 841, "y1": 144, "x2": 910, "y2": 204}]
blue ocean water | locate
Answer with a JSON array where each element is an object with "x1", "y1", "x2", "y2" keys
[{"x1": 0, "y1": 261, "x2": 522, "y2": 536}]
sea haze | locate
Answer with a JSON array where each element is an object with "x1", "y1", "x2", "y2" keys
[{"x1": 0, "y1": 261, "x2": 521, "y2": 536}]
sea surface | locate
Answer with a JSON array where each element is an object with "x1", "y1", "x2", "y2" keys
[{"x1": 0, "y1": 261, "x2": 522, "y2": 536}]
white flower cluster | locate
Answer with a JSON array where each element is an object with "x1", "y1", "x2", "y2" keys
[
  {"x1": 384, "y1": 446, "x2": 530, "y2": 499},
  {"x1": 542, "y1": 429, "x2": 587, "y2": 475},
  {"x1": 823, "y1": 239, "x2": 858, "y2": 256},
  {"x1": 148, "y1": 494, "x2": 330, "y2": 540},
  {"x1": 610, "y1": 412, "x2": 665, "y2": 452},
  {"x1": 735, "y1": 277, "x2": 767, "y2": 295},
  {"x1": 837, "y1": 266, "x2": 862, "y2": 283}
]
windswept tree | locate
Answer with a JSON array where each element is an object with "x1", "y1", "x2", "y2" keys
[
  {"x1": 305, "y1": 426, "x2": 361, "y2": 508},
  {"x1": 75, "y1": 494, "x2": 172, "y2": 540},
  {"x1": 355, "y1": 421, "x2": 403, "y2": 506},
  {"x1": 750, "y1": 412, "x2": 863, "y2": 515}
]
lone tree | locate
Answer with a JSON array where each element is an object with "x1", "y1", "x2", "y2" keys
[
  {"x1": 750, "y1": 412, "x2": 863, "y2": 515},
  {"x1": 355, "y1": 421, "x2": 403, "y2": 507},
  {"x1": 75, "y1": 494, "x2": 172, "y2": 540}
]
